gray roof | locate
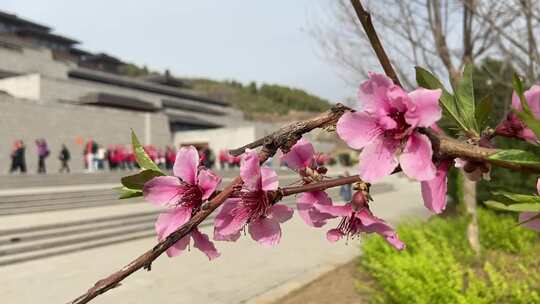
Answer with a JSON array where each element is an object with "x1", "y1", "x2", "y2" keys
[
  {"x1": 69, "y1": 68, "x2": 229, "y2": 107},
  {"x1": 15, "y1": 28, "x2": 79, "y2": 45},
  {"x1": 0, "y1": 11, "x2": 50, "y2": 32},
  {"x1": 162, "y1": 98, "x2": 225, "y2": 116},
  {"x1": 167, "y1": 113, "x2": 221, "y2": 128},
  {"x1": 79, "y1": 92, "x2": 160, "y2": 112}
]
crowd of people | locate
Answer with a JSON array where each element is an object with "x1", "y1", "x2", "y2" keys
[
  {"x1": 8, "y1": 139, "x2": 223, "y2": 174},
  {"x1": 9, "y1": 139, "x2": 335, "y2": 175}
]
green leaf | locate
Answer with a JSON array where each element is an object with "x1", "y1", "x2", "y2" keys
[
  {"x1": 492, "y1": 191, "x2": 540, "y2": 204},
  {"x1": 121, "y1": 169, "x2": 164, "y2": 190},
  {"x1": 115, "y1": 186, "x2": 143, "y2": 199},
  {"x1": 131, "y1": 130, "x2": 162, "y2": 172},
  {"x1": 453, "y1": 64, "x2": 478, "y2": 133},
  {"x1": 487, "y1": 149, "x2": 540, "y2": 169},
  {"x1": 484, "y1": 200, "x2": 540, "y2": 212},
  {"x1": 475, "y1": 95, "x2": 492, "y2": 130},
  {"x1": 415, "y1": 67, "x2": 468, "y2": 131}
]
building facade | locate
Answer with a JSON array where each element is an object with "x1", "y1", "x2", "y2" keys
[{"x1": 0, "y1": 10, "x2": 259, "y2": 173}]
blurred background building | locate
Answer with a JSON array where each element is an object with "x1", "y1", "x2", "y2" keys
[{"x1": 0, "y1": 10, "x2": 288, "y2": 172}]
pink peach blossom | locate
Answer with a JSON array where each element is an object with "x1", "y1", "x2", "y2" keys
[
  {"x1": 281, "y1": 138, "x2": 336, "y2": 227},
  {"x1": 143, "y1": 146, "x2": 221, "y2": 259},
  {"x1": 496, "y1": 85, "x2": 540, "y2": 144},
  {"x1": 421, "y1": 160, "x2": 451, "y2": 214},
  {"x1": 214, "y1": 150, "x2": 293, "y2": 246},
  {"x1": 519, "y1": 179, "x2": 540, "y2": 231},
  {"x1": 337, "y1": 72, "x2": 442, "y2": 182},
  {"x1": 317, "y1": 191, "x2": 405, "y2": 250}
]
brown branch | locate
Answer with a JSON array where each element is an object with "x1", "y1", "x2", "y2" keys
[
  {"x1": 425, "y1": 129, "x2": 540, "y2": 173},
  {"x1": 70, "y1": 108, "x2": 540, "y2": 304},
  {"x1": 68, "y1": 105, "x2": 349, "y2": 304},
  {"x1": 281, "y1": 175, "x2": 363, "y2": 196},
  {"x1": 349, "y1": 0, "x2": 402, "y2": 87},
  {"x1": 229, "y1": 103, "x2": 348, "y2": 156}
]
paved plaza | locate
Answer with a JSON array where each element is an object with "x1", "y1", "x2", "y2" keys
[{"x1": 0, "y1": 170, "x2": 430, "y2": 303}]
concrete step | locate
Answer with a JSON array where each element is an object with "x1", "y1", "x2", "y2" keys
[{"x1": 0, "y1": 168, "x2": 294, "y2": 189}]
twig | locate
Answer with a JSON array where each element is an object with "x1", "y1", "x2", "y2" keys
[
  {"x1": 350, "y1": 0, "x2": 402, "y2": 87},
  {"x1": 281, "y1": 175, "x2": 363, "y2": 196},
  {"x1": 69, "y1": 109, "x2": 540, "y2": 304},
  {"x1": 425, "y1": 129, "x2": 540, "y2": 173},
  {"x1": 229, "y1": 104, "x2": 348, "y2": 156},
  {"x1": 68, "y1": 105, "x2": 348, "y2": 304}
]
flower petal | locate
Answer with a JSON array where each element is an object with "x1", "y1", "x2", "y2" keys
[
  {"x1": 213, "y1": 198, "x2": 249, "y2": 237},
  {"x1": 378, "y1": 116, "x2": 397, "y2": 130},
  {"x1": 155, "y1": 207, "x2": 192, "y2": 240},
  {"x1": 336, "y1": 112, "x2": 382, "y2": 150},
  {"x1": 261, "y1": 166, "x2": 279, "y2": 191},
  {"x1": 513, "y1": 85, "x2": 540, "y2": 119},
  {"x1": 358, "y1": 137, "x2": 399, "y2": 182},
  {"x1": 315, "y1": 202, "x2": 352, "y2": 217},
  {"x1": 405, "y1": 88, "x2": 442, "y2": 127},
  {"x1": 359, "y1": 72, "x2": 394, "y2": 114},
  {"x1": 521, "y1": 128, "x2": 539, "y2": 144},
  {"x1": 399, "y1": 132, "x2": 436, "y2": 181},
  {"x1": 248, "y1": 217, "x2": 281, "y2": 247},
  {"x1": 356, "y1": 209, "x2": 380, "y2": 226},
  {"x1": 240, "y1": 149, "x2": 261, "y2": 191},
  {"x1": 155, "y1": 207, "x2": 192, "y2": 257},
  {"x1": 297, "y1": 191, "x2": 335, "y2": 227},
  {"x1": 173, "y1": 146, "x2": 199, "y2": 184},
  {"x1": 326, "y1": 229, "x2": 344, "y2": 243},
  {"x1": 519, "y1": 212, "x2": 540, "y2": 231},
  {"x1": 280, "y1": 137, "x2": 315, "y2": 170},
  {"x1": 198, "y1": 169, "x2": 221, "y2": 200},
  {"x1": 191, "y1": 228, "x2": 220, "y2": 260},
  {"x1": 386, "y1": 85, "x2": 409, "y2": 112},
  {"x1": 165, "y1": 235, "x2": 190, "y2": 257},
  {"x1": 537, "y1": 178, "x2": 540, "y2": 195},
  {"x1": 421, "y1": 160, "x2": 450, "y2": 214},
  {"x1": 143, "y1": 176, "x2": 184, "y2": 206},
  {"x1": 366, "y1": 222, "x2": 405, "y2": 250},
  {"x1": 525, "y1": 85, "x2": 540, "y2": 118},
  {"x1": 268, "y1": 204, "x2": 293, "y2": 223}
]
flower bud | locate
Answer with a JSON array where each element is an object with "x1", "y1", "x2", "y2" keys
[
  {"x1": 316, "y1": 166, "x2": 328, "y2": 175},
  {"x1": 351, "y1": 190, "x2": 367, "y2": 211}
]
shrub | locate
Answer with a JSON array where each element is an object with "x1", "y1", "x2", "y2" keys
[
  {"x1": 358, "y1": 210, "x2": 540, "y2": 304},
  {"x1": 478, "y1": 208, "x2": 537, "y2": 253}
]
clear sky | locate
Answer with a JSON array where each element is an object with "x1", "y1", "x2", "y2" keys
[{"x1": 2, "y1": 0, "x2": 353, "y2": 102}]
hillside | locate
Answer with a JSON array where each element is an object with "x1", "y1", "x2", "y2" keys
[
  {"x1": 119, "y1": 64, "x2": 331, "y2": 120},
  {"x1": 188, "y1": 79, "x2": 331, "y2": 120}
]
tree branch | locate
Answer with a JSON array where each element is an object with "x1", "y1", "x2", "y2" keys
[
  {"x1": 229, "y1": 103, "x2": 348, "y2": 156},
  {"x1": 68, "y1": 104, "x2": 349, "y2": 304},
  {"x1": 281, "y1": 175, "x2": 363, "y2": 196},
  {"x1": 349, "y1": 0, "x2": 402, "y2": 87}
]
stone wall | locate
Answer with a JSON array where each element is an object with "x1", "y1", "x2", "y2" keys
[
  {"x1": 0, "y1": 73, "x2": 41, "y2": 101},
  {"x1": 0, "y1": 95, "x2": 171, "y2": 174},
  {"x1": 173, "y1": 126, "x2": 257, "y2": 155},
  {"x1": 0, "y1": 44, "x2": 72, "y2": 79}
]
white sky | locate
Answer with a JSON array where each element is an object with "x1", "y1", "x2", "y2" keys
[{"x1": 2, "y1": 0, "x2": 354, "y2": 102}]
